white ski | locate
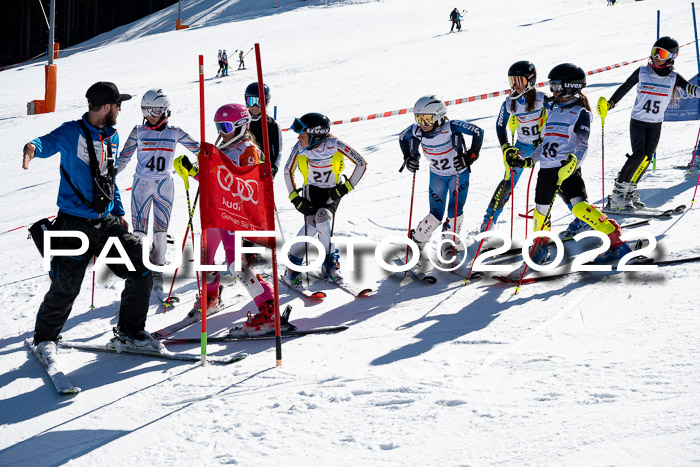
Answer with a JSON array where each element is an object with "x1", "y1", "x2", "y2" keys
[{"x1": 25, "y1": 338, "x2": 81, "y2": 395}]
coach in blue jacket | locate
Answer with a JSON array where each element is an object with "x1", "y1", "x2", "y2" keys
[{"x1": 22, "y1": 82, "x2": 161, "y2": 354}]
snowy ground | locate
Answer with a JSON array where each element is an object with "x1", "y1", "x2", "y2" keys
[{"x1": 1, "y1": 0, "x2": 700, "y2": 464}]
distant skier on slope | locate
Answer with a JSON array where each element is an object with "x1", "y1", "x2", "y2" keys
[
  {"x1": 282, "y1": 113, "x2": 367, "y2": 286},
  {"x1": 399, "y1": 95, "x2": 483, "y2": 263},
  {"x1": 221, "y1": 50, "x2": 229, "y2": 76},
  {"x1": 238, "y1": 50, "x2": 245, "y2": 70},
  {"x1": 217, "y1": 49, "x2": 225, "y2": 77},
  {"x1": 604, "y1": 36, "x2": 700, "y2": 212},
  {"x1": 449, "y1": 8, "x2": 462, "y2": 32},
  {"x1": 117, "y1": 88, "x2": 199, "y2": 292}
]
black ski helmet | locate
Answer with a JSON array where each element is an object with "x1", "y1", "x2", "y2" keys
[
  {"x1": 548, "y1": 63, "x2": 586, "y2": 101},
  {"x1": 651, "y1": 36, "x2": 679, "y2": 67},
  {"x1": 244, "y1": 82, "x2": 271, "y2": 105},
  {"x1": 291, "y1": 112, "x2": 331, "y2": 149},
  {"x1": 507, "y1": 60, "x2": 537, "y2": 99}
]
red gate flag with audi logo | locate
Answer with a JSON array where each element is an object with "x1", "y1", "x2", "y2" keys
[{"x1": 199, "y1": 142, "x2": 275, "y2": 248}]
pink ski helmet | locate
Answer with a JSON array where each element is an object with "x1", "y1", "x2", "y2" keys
[{"x1": 214, "y1": 103, "x2": 251, "y2": 143}]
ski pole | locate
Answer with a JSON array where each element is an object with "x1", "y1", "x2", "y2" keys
[
  {"x1": 450, "y1": 172, "x2": 460, "y2": 268},
  {"x1": 524, "y1": 170, "x2": 534, "y2": 236},
  {"x1": 507, "y1": 115, "x2": 519, "y2": 238},
  {"x1": 403, "y1": 166, "x2": 417, "y2": 278},
  {"x1": 689, "y1": 123, "x2": 700, "y2": 174},
  {"x1": 165, "y1": 188, "x2": 200, "y2": 308},
  {"x1": 464, "y1": 178, "x2": 509, "y2": 283},
  {"x1": 90, "y1": 256, "x2": 96, "y2": 310},
  {"x1": 691, "y1": 163, "x2": 700, "y2": 207},
  {"x1": 597, "y1": 97, "x2": 608, "y2": 205},
  {"x1": 515, "y1": 154, "x2": 577, "y2": 294}
]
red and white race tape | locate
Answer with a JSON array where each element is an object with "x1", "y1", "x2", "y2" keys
[{"x1": 281, "y1": 40, "x2": 696, "y2": 130}]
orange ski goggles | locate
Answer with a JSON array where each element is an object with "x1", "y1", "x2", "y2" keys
[{"x1": 651, "y1": 47, "x2": 675, "y2": 60}]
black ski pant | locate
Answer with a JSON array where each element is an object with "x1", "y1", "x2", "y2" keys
[
  {"x1": 450, "y1": 20, "x2": 461, "y2": 32},
  {"x1": 535, "y1": 167, "x2": 588, "y2": 206},
  {"x1": 34, "y1": 212, "x2": 153, "y2": 344},
  {"x1": 616, "y1": 119, "x2": 662, "y2": 183}
]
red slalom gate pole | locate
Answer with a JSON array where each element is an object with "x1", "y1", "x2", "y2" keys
[
  {"x1": 255, "y1": 43, "x2": 283, "y2": 366},
  {"x1": 198, "y1": 55, "x2": 208, "y2": 364}
]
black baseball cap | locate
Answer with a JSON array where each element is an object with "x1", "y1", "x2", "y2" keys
[{"x1": 85, "y1": 82, "x2": 132, "y2": 106}]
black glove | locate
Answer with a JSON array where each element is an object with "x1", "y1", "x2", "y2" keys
[
  {"x1": 181, "y1": 156, "x2": 193, "y2": 172},
  {"x1": 272, "y1": 165, "x2": 278, "y2": 178},
  {"x1": 509, "y1": 155, "x2": 534, "y2": 169},
  {"x1": 330, "y1": 180, "x2": 353, "y2": 201},
  {"x1": 532, "y1": 138, "x2": 543, "y2": 149},
  {"x1": 503, "y1": 146, "x2": 520, "y2": 167},
  {"x1": 607, "y1": 99, "x2": 615, "y2": 110},
  {"x1": 403, "y1": 155, "x2": 420, "y2": 173},
  {"x1": 454, "y1": 148, "x2": 479, "y2": 172},
  {"x1": 289, "y1": 191, "x2": 315, "y2": 216}
]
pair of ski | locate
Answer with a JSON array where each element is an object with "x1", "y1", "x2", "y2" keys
[
  {"x1": 492, "y1": 252, "x2": 700, "y2": 285},
  {"x1": 280, "y1": 273, "x2": 373, "y2": 299},
  {"x1": 161, "y1": 306, "x2": 348, "y2": 344},
  {"x1": 602, "y1": 204, "x2": 686, "y2": 220}
]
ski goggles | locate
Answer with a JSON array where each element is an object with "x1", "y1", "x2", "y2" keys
[
  {"x1": 290, "y1": 118, "x2": 307, "y2": 134},
  {"x1": 215, "y1": 121, "x2": 235, "y2": 134},
  {"x1": 142, "y1": 106, "x2": 164, "y2": 118},
  {"x1": 651, "y1": 47, "x2": 675, "y2": 60},
  {"x1": 414, "y1": 114, "x2": 436, "y2": 126},
  {"x1": 246, "y1": 96, "x2": 261, "y2": 107},
  {"x1": 508, "y1": 75, "x2": 528, "y2": 88},
  {"x1": 549, "y1": 81, "x2": 564, "y2": 93}
]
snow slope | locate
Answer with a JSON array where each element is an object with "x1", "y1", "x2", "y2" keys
[{"x1": 1, "y1": 0, "x2": 699, "y2": 464}]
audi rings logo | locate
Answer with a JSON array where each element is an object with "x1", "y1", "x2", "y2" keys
[{"x1": 217, "y1": 165, "x2": 259, "y2": 205}]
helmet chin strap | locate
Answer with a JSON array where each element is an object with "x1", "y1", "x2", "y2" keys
[{"x1": 143, "y1": 115, "x2": 168, "y2": 130}]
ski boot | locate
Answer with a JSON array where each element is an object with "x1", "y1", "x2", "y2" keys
[
  {"x1": 606, "y1": 181, "x2": 635, "y2": 212},
  {"x1": 559, "y1": 217, "x2": 592, "y2": 239},
  {"x1": 35, "y1": 340, "x2": 59, "y2": 367},
  {"x1": 187, "y1": 285, "x2": 223, "y2": 319},
  {"x1": 283, "y1": 254, "x2": 304, "y2": 286},
  {"x1": 107, "y1": 327, "x2": 164, "y2": 352},
  {"x1": 322, "y1": 249, "x2": 343, "y2": 283},
  {"x1": 594, "y1": 219, "x2": 633, "y2": 263},
  {"x1": 227, "y1": 300, "x2": 276, "y2": 337},
  {"x1": 626, "y1": 183, "x2": 646, "y2": 209}
]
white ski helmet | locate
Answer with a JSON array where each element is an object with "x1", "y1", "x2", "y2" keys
[
  {"x1": 412, "y1": 95, "x2": 447, "y2": 128},
  {"x1": 141, "y1": 88, "x2": 170, "y2": 119}
]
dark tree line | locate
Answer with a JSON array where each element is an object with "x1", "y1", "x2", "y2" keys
[{"x1": 0, "y1": 0, "x2": 178, "y2": 68}]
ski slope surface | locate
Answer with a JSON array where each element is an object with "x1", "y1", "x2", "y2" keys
[{"x1": 1, "y1": 0, "x2": 699, "y2": 464}]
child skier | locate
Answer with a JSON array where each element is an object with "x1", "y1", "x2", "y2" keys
[
  {"x1": 244, "y1": 82, "x2": 282, "y2": 176},
  {"x1": 282, "y1": 113, "x2": 367, "y2": 285},
  {"x1": 399, "y1": 95, "x2": 483, "y2": 262},
  {"x1": 480, "y1": 61, "x2": 552, "y2": 233},
  {"x1": 506, "y1": 63, "x2": 632, "y2": 265},
  {"x1": 117, "y1": 88, "x2": 199, "y2": 291},
  {"x1": 605, "y1": 36, "x2": 700, "y2": 212},
  {"x1": 221, "y1": 50, "x2": 228, "y2": 76},
  {"x1": 217, "y1": 50, "x2": 225, "y2": 77},
  {"x1": 176, "y1": 104, "x2": 277, "y2": 336},
  {"x1": 238, "y1": 50, "x2": 245, "y2": 70}
]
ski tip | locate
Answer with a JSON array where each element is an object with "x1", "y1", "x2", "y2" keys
[
  {"x1": 60, "y1": 387, "x2": 82, "y2": 395},
  {"x1": 422, "y1": 276, "x2": 438, "y2": 284},
  {"x1": 310, "y1": 292, "x2": 327, "y2": 299},
  {"x1": 357, "y1": 289, "x2": 374, "y2": 297}
]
